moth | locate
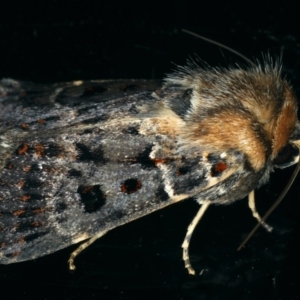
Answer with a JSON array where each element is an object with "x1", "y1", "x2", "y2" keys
[{"x1": 0, "y1": 39, "x2": 299, "y2": 275}]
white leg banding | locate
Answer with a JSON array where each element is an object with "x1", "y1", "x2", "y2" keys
[
  {"x1": 248, "y1": 190, "x2": 273, "y2": 232},
  {"x1": 182, "y1": 201, "x2": 211, "y2": 275},
  {"x1": 68, "y1": 229, "x2": 109, "y2": 270}
]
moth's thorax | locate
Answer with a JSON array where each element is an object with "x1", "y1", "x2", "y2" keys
[{"x1": 156, "y1": 63, "x2": 298, "y2": 172}]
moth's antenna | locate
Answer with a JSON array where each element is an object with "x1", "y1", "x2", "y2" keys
[
  {"x1": 237, "y1": 160, "x2": 300, "y2": 250},
  {"x1": 182, "y1": 29, "x2": 255, "y2": 67}
]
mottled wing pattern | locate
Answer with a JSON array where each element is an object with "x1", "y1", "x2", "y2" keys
[
  {"x1": 0, "y1": 76, "x2": 259, "y2": 264},
  {"x1": 0, "y1": 79, "x2": 175, "y2": 263}
]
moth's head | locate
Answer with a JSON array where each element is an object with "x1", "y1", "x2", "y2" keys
[
  {"x1": 274, "y1": 122, "x2": 300, "y2": 169},
  {"x1": 244, "y1": 63, "x2": 300, "y2": 171},
  {"x1": 163, "y1": 60, "x2": 300, "y2": 172}
]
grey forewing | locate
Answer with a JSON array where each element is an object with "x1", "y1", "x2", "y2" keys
[
  {"x1": 0, "y1": 79, "x2": 172, "y2": 263},
  {"x1": 0, "y1": 78, "x2": 260, "y2": 263}
]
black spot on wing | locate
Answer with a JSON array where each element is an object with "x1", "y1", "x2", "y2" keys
[
  {"x1": 136, "y1": 145, "x2": 156, "y2": 169},
  {"x1": 175, "y1": 157, "x2": 201, "y2": 177},
  {"x1": 169, "y1": 157, "x2": 207, "y2": 195},
  {"x1": 207, "y1": 154, "x2": 220, "y2": 163},
  {"x1": 176, "y1": 166, "x2": 191, "y2": 176},
  {"x1": 27, "y1": 164, "x2": 41, "y2": 173},
  {"x1": 120, "y1": 178, "x2": 142, "y2": 194},
  {"x1": 21, "y1": 178, "x2": 43, "y2": 190},
  {"x1": 56, "y1": 202, "x2": 68, "y2": 213},
  {"x1": 77, "y1": 185, "x2": 106, "y2": 213},
  {"x1": 15, "y1": 222, "x2": 29, "y2": 231},
  {"x1": 23, "y1": 231, "x2": 48, "y2": 243},
  {"x1": 43, "y1": 143, "x2": 63, "y2": 157}
]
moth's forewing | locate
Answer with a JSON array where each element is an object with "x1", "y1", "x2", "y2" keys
[{"x1": 0, "y1": 79, "x2": 177, "y2": 263}]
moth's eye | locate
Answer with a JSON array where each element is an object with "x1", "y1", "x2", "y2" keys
[{"x1": 273, "y1": 143, "x2": 299, "y2": 168}]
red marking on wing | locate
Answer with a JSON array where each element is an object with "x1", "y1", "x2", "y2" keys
[{"x1": 17, "y1": 143, "x2": 29, "y2": 155}]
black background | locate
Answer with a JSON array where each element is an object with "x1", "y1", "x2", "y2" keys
[{"x1": 1, "y1": 1, "x2": 300, "y2": 299}]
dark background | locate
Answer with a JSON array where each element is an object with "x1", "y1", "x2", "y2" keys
[{"x1": 1, "y1": 1, "x2": 300, "y2": 299}]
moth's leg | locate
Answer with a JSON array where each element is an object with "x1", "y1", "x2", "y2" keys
[
  {"x1": 248, "y1": 190, "x2": 273, "y2": 232},
  {"x1": 68, "y1": 229, "x2": 110, "y2": 270},
  {"x1": 182, "y1": 201, "x2": 211, "y2": 275}
]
